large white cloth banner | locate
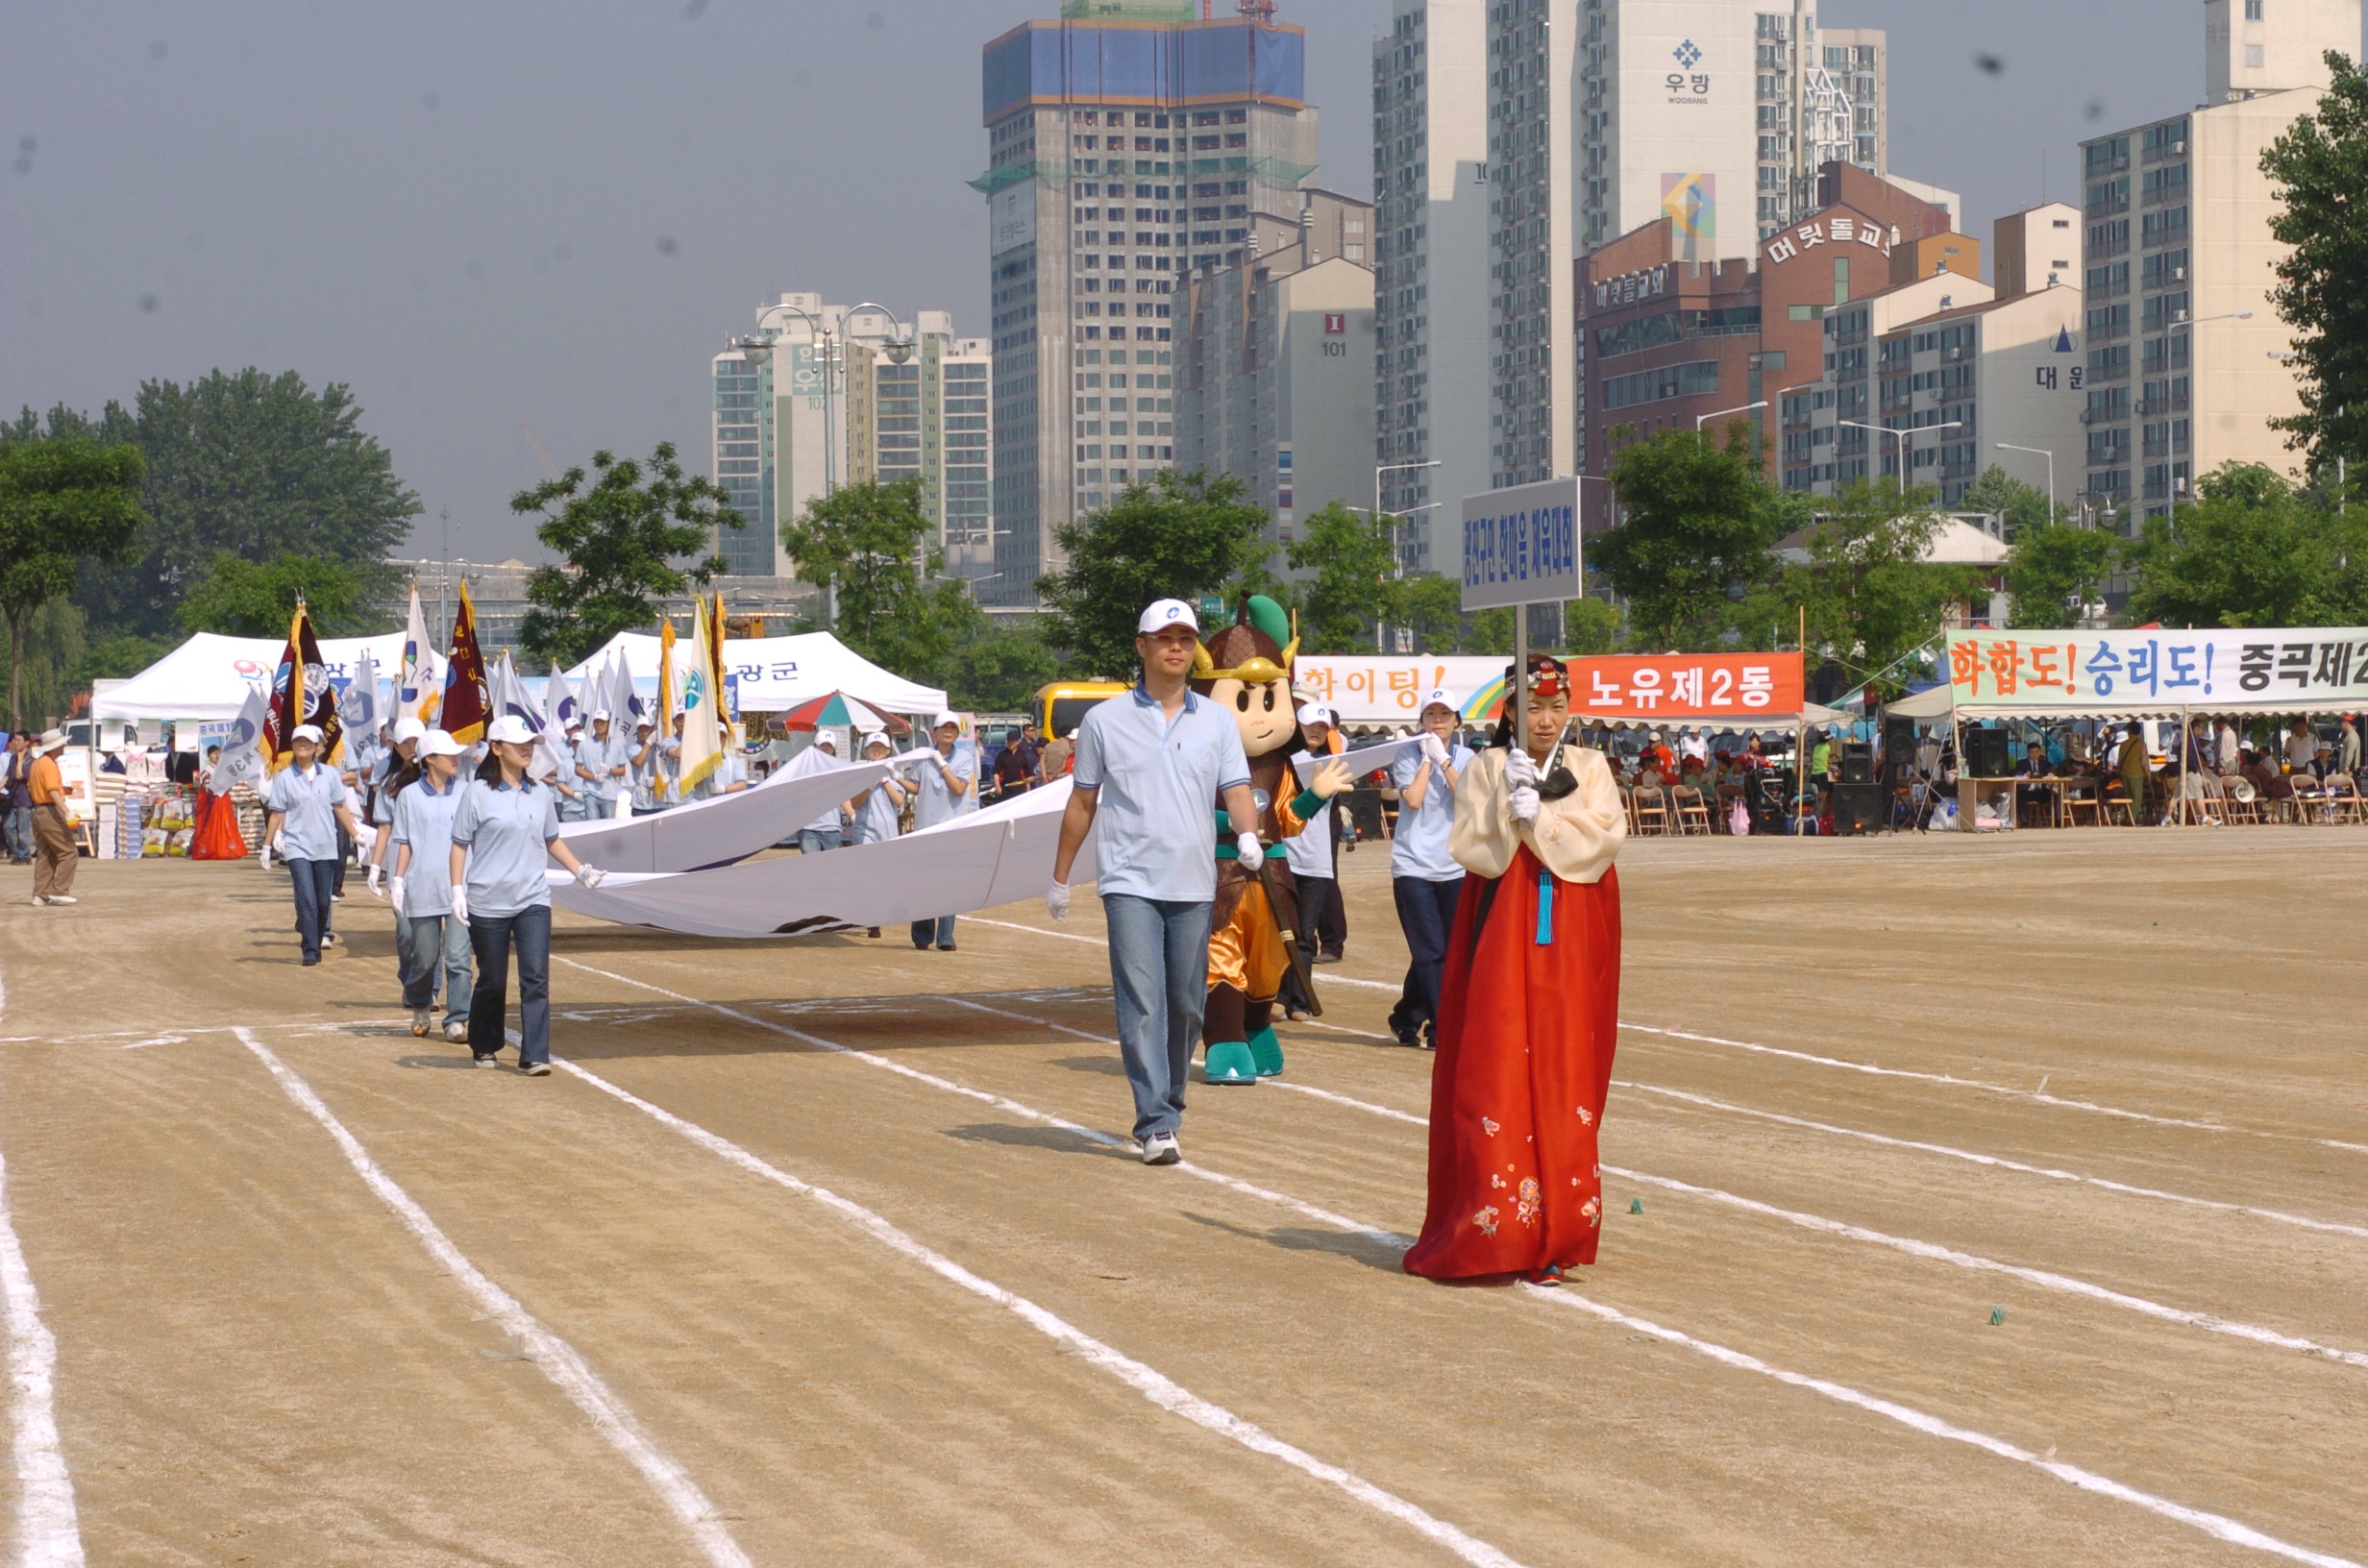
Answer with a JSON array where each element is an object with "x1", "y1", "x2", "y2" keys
[
  {"x1": 553, "y1": 760, "x2": 891, "y2": 874},
  {"x1": 548, "y1": 780, "x2": 1092, "y2": 937}
]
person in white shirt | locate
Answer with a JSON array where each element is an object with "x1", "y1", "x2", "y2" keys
[
  {"x1": 907, "y1": 711, "x2": 976, "y2": 951},
  {"x1": 1389, "y1": 688, "x2": 1474, "y2": 1048},
  {"x1": 785, "y1": 729, "x2": 851, "y2": 853},
  {"x1": 1282, "y1": 702, "x2": 1347, "y2": 973},
  {"x1": 2214, "y1": 717, "x2": 2242, "y2": 775},
  {"x1": 388, "y1": 729, "x2": 474, "y2": 1041},
  {"x1": 848, "y1": 730, "x2": 912, "y2": 941},
  {"x1": 2284, "y1": 718, "x2": 2321, "y2": 772}
]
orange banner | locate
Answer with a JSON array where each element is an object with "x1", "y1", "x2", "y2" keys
[{"x1": 1467, "y1": 652, "x2": 1807, "y2": 723}]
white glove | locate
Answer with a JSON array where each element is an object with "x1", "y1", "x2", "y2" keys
[
  {"x1": 449, "y1": 885, "x2": 469, "y2": 925},
  {"x1": 1419, "y1": 732, "x2": 1450, "y2": 767},
  {"x1": 1510, "y1": 784, "x2": 1542, "y2": 823},
  {"x1": 388, "y1": 874, "x2": 407, "y2": 915},
  {"x1": 1504, "y1": 747, "x2": 1539, "y2": 789},
  {"x1": 574, "y1": 864, "x2": 606, "y2": 890},
  {"x1": 1046, "y1": 880, "x2": 1071, "y2": 920},
  {"x1": 1236, "y1": 831, "x2": 1263, "y2": 862},
  {"x1": 366, "y1": 863, "x2": 383, "y2": 897},
  {"x1": 259, "y1": 839, "x2": 275, "y2": 870}
]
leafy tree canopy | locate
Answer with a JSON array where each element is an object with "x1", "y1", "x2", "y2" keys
[
  {"x1": 1286, "y1": 502, "x2": 1398, "y2": 653},
  {"x1": 1786, "y1": 480, "x2": 1988, "y2": 696},
  {"x1": 779, "y1": 478, "x2": 996, "y2": 687},
  {"x1": 0, "y1": 437, "x2": 148, "y2": 725},
  {"x1": 1596, "y1": 428, "x2": 1784, "y2": 650},
  {"x1": 2005, "y1": 523, "x2": 2119, "y2": 628},
  {"x1": 2121, "y1": 461, "x2": 2368, "y2": 627},
  {"x1": 1960, "y1": 463, "x2": 2060, "y2": 537},
  {"x1": 1037, "y1": 469, "x2": 1270, "y2": 679},
  {"x1": 177, "y1": 551, "x2": 382, "y2": 638},
  {"x1": 514, "y1": 442, "x2": 734, "y2": 667},
  {"x1": 2261, "y1": 52, "x2": 2368, "y2": 475}
]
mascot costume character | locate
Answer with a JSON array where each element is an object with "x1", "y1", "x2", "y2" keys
[{"x1": 1192, "y1": 595, "x2": 1355, "y2": 1084}]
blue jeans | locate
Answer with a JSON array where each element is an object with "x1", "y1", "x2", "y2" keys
[
  {"x1": 910, "y1": 914, "x2": 956, "y2": 948},
  {"x1": 3, "y1": 804, "x2": 30, "y2": 863},
  {"x1": 556, "y1": 795, "x2": 590, "y2": 823},
  {"x1": 404, "y1": 911, "x2": 474, "y2": 1019},
  {"x1": 1389, "y1": 874, "x2": 1466, "y2": 1041},
  {"x1": 798, "y1": 828, "x2": 842, "y2": 855},
  {"x1": 1102, "y1": 894, "x2": 1213, "y2": 1140},
  {"x1": 467, "y1": 905, "x2": 551, "y2": 1064},
  {"x1": 287, "y1": 858, "x2": 338, "y2": 960}
]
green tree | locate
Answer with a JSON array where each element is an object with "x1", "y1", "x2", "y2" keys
[
  {"x1": 2005, "y1": 523, "x2": 2119, "y2": 628},
  {"x1": 2121, "y1": 461, "x2": 2367, "y2": 626},
  {"x1": 2261, "y1": 52, "x2": 2368, "y2": 475},
  {"x1": 1398, "y1": 573, "x2": 1467, "y2": 652},
  {"x1": 1960, "y1": 463, "x2": 2060, "y2": 537},
  {"x1": 0, "y1": 437, "x2": 148, "y2": 725},
  {"x1": 1286, "y1": 502, "x2": 1397, "y2": 652},
  {"x1": 939, "y1": 619, "x2": 1064, "y2": 714},
  {"x1": 1596, "y1": 428, "x2": 1783, "y2": 650},
  {"x1": 1787, "y1": 481, "x2": 1988, "y2": 696},
  {"x1": 778, "y1": 478, "x2": 994, "y2": 682},
  {"x1": 1037, "y1": 469, "x2": 1270, "y2": 678},
  {"x1": 1565, "y1": 595, "x2": 1621, "y2": 653},
  {"x1": 16, "y1": 370, "x2": 420, "y2": 639},
  {"x1": 177, "y1": 551, "x2": 382, "y2": 638},
  {"x1": 514, "y1": 442, "x2": 735, "y2": 667}
]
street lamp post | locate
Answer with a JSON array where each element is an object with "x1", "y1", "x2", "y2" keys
[
  {"x1": 1695, "y1": 400, "x2": 1769, "y2": 432},
  {"x1": 1839, "y1": 419, "x2": 1961, "y2": 489},
  {"x1": 1994, "y1": 442, "x2": 2057, "y2": 524},
  {"x1": 1371, "y1": 459, "x2": 1443, "y2": 652}
]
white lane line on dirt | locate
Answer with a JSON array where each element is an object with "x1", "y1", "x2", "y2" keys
[
  {"x1": 561, "y1": 979, "x2": 2363, "y2": 1568},
  {"x1": 1621, "y1": 1082, "x2": 2368, "y2": 1241},
  {"x1": 229, "y1": 1029, "x2": 753, "y2": 1568},
  {"x1": 948, "y1": 1000, "x2": 2368, "y2": 1371},
  {"x1": 1620, "y1": 1024, "x2": 2368, "y2": 1155},
  {"x1": 552, "y1": 1054, "x2": 1524, "y2": 1568},
  {"x1": 969, "y1": 917, "x2": 2365, "y2": 1155},
  {"x1": 0, "y1": 1152, "x2": 82, "y2": 1568}
]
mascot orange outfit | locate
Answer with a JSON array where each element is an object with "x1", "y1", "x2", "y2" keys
[{"x1": 1191, "y1": 596, "x2": 1354, "y2": 1083}]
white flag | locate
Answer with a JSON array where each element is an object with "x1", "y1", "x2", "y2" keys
[
  {"x1": 206, "y1": 687, "x2": 270, "y2": 794},
  {"x1": 399, "y1": 586, "x2": 437, "y2": 725},
  {"x1": 544, "y1": 662, "x2": 579, "y2": 734},
  {"x1": 346, "y1": 647, "x2": 381, "y2": 739}
]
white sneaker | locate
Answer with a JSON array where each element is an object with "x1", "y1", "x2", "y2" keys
[
  {"x1": 27, "y1": 895, "x2": 44, "y2": 906},
  {"x1": 1140, "y1": 1132, "x2": 1180, "y2": 1166},
  {"x1": 410, "y1": 1007, "x2": 432, "y2": 1038},
  {"x1": 43, "y1": 894, "x2": 75, "y2": 906},
  {"x1": 443, "y1": 1018, "x2": 469, "y2": 1043}
]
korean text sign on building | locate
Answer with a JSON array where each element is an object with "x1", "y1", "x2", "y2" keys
[
  {"x1": 1461, "y1": 478, "x2": 1581, "y2": 611},
  {"x1": 1944, "y1": 627, "x2": 2368, "y2": 710}
]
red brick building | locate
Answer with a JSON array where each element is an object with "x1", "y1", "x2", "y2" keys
[{"x1": 1574, "y1": 164, "x2": 1958, "y2": 496}]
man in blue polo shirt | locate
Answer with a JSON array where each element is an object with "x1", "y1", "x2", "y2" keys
[{"x1": 1049, "y1": 599, "x2": 1256, "y2": 1166}]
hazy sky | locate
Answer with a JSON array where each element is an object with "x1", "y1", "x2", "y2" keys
[{"x1": 7, "y1": 1, "x2": 2356, "y2": 564}]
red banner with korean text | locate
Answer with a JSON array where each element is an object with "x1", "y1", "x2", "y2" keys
[{"x1": 1467, "y1": 652, "x2": 1807, "y2": 723}]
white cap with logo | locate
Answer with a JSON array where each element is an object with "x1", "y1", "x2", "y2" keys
[
  {"x1": 291, "y1": 723, "x2": 326, "y2": 744},
  {"x1": 392, "y1": 717, "x2": 428, "y2": 745},
  {"x1": 1138, "y1": 599, "x2": 1199, "y2": 635},
  {"x1": 1419, "y1": 687, "x2": 1458, "y2": 715},
  {"x1": 420, "y1": 728, "x2": 464, "y2": 758},
  {"x1": 1295, "y1": 701, "x2": 1334, "y2": 728},
  {"x1": 486, "y1": 716, "x2": 536, "y2": 746}
]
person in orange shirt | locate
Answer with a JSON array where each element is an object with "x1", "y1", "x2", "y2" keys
[{"x1": 26, "y1": 729, "x2": 77, "y2": 906}]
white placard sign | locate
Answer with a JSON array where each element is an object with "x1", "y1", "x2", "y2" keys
[
  {"x1": 991, "y1": 181, "x2": 1037, "y2": 256},
  {"x1": 1461, "y1": 478, "x2": 1581, "y2": 611}
]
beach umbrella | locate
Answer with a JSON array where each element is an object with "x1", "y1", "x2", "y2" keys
[{"x1": 777, "y1": 692, "x2": 908, "y2": 734}]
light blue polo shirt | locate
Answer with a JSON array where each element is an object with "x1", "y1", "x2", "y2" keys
[
  {"x1": 1391, "y1": 742, "x2": 1473, "y2": 882},
  {"x1": 577, "y1": 726, "x2": 630, "y2": 803},
  {"x1": 1073, "y1": 685, "x2": 1250, "y2": 902},
  {"x1": 264, "y1": 762, "x2": 352, "y2": 861},
  {"x1": 450, "y1": 777, "x2": 562, "y2": 919},
  {"x1": 388, "y1": 774, "x2": 464, "y2": 918},
  {"x1": 911, "y1": 743, "x2": 977, "y2": 830},
  {"x1": 853, "y1": 777, "x2": 903, "y2": 845}
]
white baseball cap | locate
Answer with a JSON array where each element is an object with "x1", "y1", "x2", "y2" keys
[
  {"x1": 814, "y1": 730, "x2": 838, "y2": 749},
  {"x1": 486, "y1": 716, "x2": 536, "y2": 746},
  {"x1": 1295, "y1": 701, "x2": 1334, "y2": 727},
  {"x1": 858, "y1": 730, "x2": 890, "y2": 750},
  {"x1": 420, "y1": 728, "x2": 464, "y2": 758},
  {"x1": 1137, "y1": 598, "x2": 1199, "y2": 635},
  {"x1": 391, "y1": 717, "x2": 428, "y2": 745},
  {"x1": 590, "y1": 708, "x2": 612, "y2": 723},
  {"x1": 1419, "y1": 687, "x2": 1458, "y2": 714},
  {"x1": 291, "y1": 723, "x2": 326, "y2": 744},
  {"x1": 932, "y1": 710, "x2": 961, "y2": 730}
]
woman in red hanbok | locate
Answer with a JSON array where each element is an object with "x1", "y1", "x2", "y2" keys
[{"x1": 1403, "y1": 655, "x2": 1626, "y2": 1286}]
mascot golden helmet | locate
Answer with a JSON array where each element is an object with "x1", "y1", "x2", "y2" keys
[{"x1": 1191, "y1": 593, "x2": 1302, "y2": 758}]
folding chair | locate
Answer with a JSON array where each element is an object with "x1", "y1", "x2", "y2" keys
[
  {"x1": 2218, "y1": 776, "x2": 2259, "y2": 825},
  {"x1": 1631, "y1": 786, "x2": 1669, "y2": 836},
  {"x1": 1671, "y1": 784, "x2": 1712, "y2": 836}
]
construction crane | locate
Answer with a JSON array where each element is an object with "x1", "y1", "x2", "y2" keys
[{"x1": 518, "y1": 422, "x2": 563, "y2": 482}]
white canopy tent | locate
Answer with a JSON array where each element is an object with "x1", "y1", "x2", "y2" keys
[
  {"x1": 91, "y1": 632, "x2": 412, "y2": 723},
  {"x1": 561, "y1": 630, "x2": 947, "y2": 715}
]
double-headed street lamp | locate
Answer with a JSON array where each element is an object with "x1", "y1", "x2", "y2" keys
[
  {"x1": 1695, "y1": 399, "x2": 1768, "y2": 431},
  {"x1": 1839, "y1": 419, "x2": 1961, "y2": 489},
  {"x1": 729, "y1": 300, "x2": 915, "y2": 502},
  {"x1": 1994, "y1": 442, "x2": 2057, "y2": 524}
]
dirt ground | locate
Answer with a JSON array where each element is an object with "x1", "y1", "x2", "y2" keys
[{"x1": 0, "y1": 824, "x2": 2361, "y2": 1568}]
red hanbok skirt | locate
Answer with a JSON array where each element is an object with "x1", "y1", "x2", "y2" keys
[
  {"x1": 1403, "y1": 850, "x2": 1620, "y2": 1280},
  {"x1": 189, "y1": 790, "x2": 247, "y2": 861}
]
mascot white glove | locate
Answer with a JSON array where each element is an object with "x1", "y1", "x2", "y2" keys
[
  {"x1": 574, "y1": 864, "x2": 606, "y2": 890},
  {"x1": 1419, "y1": 731, "x2": 1450, "y2": 768},
  {"x1": 1236, "y1": 831, "x2": 1263, "y2": 863},
  {"x1": 1046, "y1": 880, "x2": 1071, "y2": 920},
  {"x1": 259, "y1": 838, "x2": 276, "y2": 870},
  {"x1": 1504, "y1": 747, "x2": 1539, "y2": 789},
  {"x1": 1509, "y1": 784, "x2": 1542, "y2": 823},
  {"x1": 387, "y1": 874, "x2": 406, "y2": 915},
  {"x1": 366, "y1": 863, "x2": 383, "y2": 897},
  {"x1": 449, "y1": 885, "x2": 469, "y2": 925}
]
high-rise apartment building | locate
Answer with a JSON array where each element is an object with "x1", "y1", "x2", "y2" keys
[
  {"x1": 974, "y1": 2, "x2": 1318, "y2": 607},
  {"x1": 709, "y1": 296, "x2": 993, "y2": 580},
  {"x1": 1485, "y1": 2, "x2": 1892, "y2": 490},
  {"x1": 1176, "y1": 190, "x2": 1376, "y2": 559},
  {"x1": 1371, "y1": 0, "x2": 1490, "y2": 575},
  {"x1": 2078, "y1": 0, "x2": 2357, "y2": 527}
]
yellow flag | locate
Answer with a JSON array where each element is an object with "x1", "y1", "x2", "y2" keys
[{"x1": 676, "y1": 594, "x2": 723, "y2": 794}]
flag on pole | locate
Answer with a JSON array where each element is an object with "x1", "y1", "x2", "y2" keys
[
  {"x1": 605, "y1": 649, "x2": 639, "y2": 730},
  {"x1": 707, "y1": 594, "x2": 735, "y2": 723},
  {"x1": 206, "y1": 686, "x2": 270, "y2": 793},
  {"x1": 262, "y1": 600, "x2": 344, "y2": 772},
  {"x1": 489, "y1": 652, "x2": 544, "y2": 730},
  {"x1": 346, "y1": 646, "x2": 382, "y2": 740},
  {"x1": 440, "y1": 579, "x2": 490, "y2": 745},
  {"x1": 676, "y1": 594, "x2": 724, "y2": 794},
  {"x1": 399, "y1": 585, "x2": 438, "y2": 725},
  {"x1": 537, "y1": 662, "x2": 578, "y2": 784},
  {"x1": 657, "y1": 616, "x2": 678, "y2": 736}
]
